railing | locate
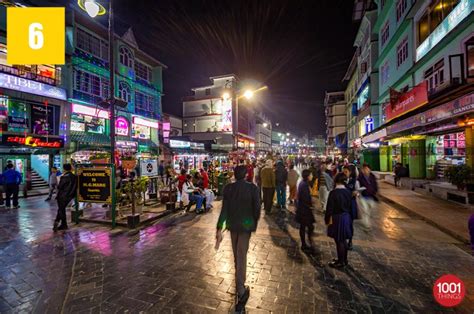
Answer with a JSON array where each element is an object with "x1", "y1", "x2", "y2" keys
[{"x1": 0, "y1": 64, "x2": 59, "y2": 86}]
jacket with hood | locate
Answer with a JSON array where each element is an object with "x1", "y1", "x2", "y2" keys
[{"x1": 275, "y1": 162, "x2": 288, "y2": 187}]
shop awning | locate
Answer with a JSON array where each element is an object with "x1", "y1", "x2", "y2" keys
[{"x1": 70, "y1": 131, "x2": 111, "y2": 148}]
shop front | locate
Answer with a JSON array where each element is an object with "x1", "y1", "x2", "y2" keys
[
  {"x1": 0, "y1": 72, "x2": 68, "y2": 188},
  {"x1": 169, "y1": 139, "x2": 208, "y2": 170}
]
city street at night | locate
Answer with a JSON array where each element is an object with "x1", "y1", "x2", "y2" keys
[
  {"x1": 0, "y1": 184, "x2": 473, "y2": 313},
  {"x1": 1, "y1": 0, "x2": 474, "y2": 312}
]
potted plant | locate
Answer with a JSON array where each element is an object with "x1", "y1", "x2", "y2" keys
[
  {"x1": 121, "y1": 153, "x2": 137, "y2": 170},
  {"x1": 89, "y1": 152, "x2": 110, "y2": 164},
  {"x1": 445, "y1": 164, "x2": 472, "y2": 191}
]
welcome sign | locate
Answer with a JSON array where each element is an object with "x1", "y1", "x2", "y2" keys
[{"x1": 0, "y1": 73, "x2": 67, "y2": 100}]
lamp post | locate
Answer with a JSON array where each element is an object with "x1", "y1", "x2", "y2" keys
[{"x1": 78, "y1": 0, "x2": 115, "y2": 164}]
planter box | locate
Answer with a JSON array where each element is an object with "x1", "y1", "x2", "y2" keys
[
  {"x1": 127, "y1": 214, "x2": 140, "y2": 228},
  {"x1": 160, "y1": 190, "x2": 177, "y2": 204}
]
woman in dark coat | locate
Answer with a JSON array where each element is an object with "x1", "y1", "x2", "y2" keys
[
  {"x1": 325, "y1": 173, "x2": 353, "y2": 268},
  {"x1": 296, "y1": 169, "x2": 315, "y2": 251},
  {"x1": 343, "y1": 164, "x2": 359, "y2": 250}
]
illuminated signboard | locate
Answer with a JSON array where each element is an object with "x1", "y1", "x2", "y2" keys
[
  {"x1": 221, "y1": 98, "x2": 233, "y2": 131},
  {"x1": 133, "y1": 116, "x2": 159, "y2": 129},
  {"x1": 170, "y1": 139, "x2": 190, "y2": 148},
  {"x1": 2, "y1": 134, "x2": 64, "y2": 148},
  {"x1": 0, "y1": 73, "x2": 67, "y2": 100},
  {"x1": 115, "y1": 116, "x2": 129, "y2": 136},
  {"x1": 416, "y1": 0, "x2": 474, "y2": 61},
  {"x1": 72, "y1": 103, "x2": 110, "y2": 119}
]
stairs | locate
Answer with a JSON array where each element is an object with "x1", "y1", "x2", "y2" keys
[{"x1": 31, "y1": 170, "x2": 49, "y2": 190}]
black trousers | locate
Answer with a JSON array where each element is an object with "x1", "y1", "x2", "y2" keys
[
  {"x1": 335, "y1": 239, "x2": 348, "y2": 264},
  {"x1": 56, "y1": 198, "x2": 70, "y2": 226},
  {"x1": 262, "y1": 187, "x2": 275, "y2": 213},
  {"x1": 299, "y1": 223, "x2": 314, "y2": 247},
  {"x1": 5, "y1": 184, "x2": 19, "y2": 207}
]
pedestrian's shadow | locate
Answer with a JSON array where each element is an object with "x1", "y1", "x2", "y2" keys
[{"x1": 263, "y1": 210, "x2": 305, "y2": 263}]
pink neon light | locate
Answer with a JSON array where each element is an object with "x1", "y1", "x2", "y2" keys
[
  {"x1": 163, "y1": 122, "x2": 171, "y2": 131},
  {"x1": 72, "y1": 104, "x2": 110, "y2": 119},
  {"x1": 133, "y1": 116, "x2": 159, "y2": 129},
  {"x1": 116, "y1": 117, "x2": 129, "y2": 136}
]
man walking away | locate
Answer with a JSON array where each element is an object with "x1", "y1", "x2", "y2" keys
[
  {"x1": 287, "y1": 164, "x2": 299, "y2": 205},
  {"x1": 216, "y1": 166, "x2": 260, "y2": 311},
  {"x1": 260, "y1": 160, "x2": 275, "y2": 213},
  {"x1": 54, "y1": 164, "x2": 77, "y2": 231},
  {"x1": 275, "y1": 160, "x2": 288, "y2": 210},
  {"x1": 3, "y1": 163, "x2": 22, "y2": 209},
  {"x1": 45, "y1": 167, "x2": 59, "y2": 201}
]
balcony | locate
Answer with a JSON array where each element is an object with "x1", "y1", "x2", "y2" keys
[{"x1": 0, "y1": 64, "x2": 60, "y2": 86}]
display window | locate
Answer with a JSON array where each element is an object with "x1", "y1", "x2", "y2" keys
[
  {"x1": 71, "y1": 114, "x2": 106, "y2": 134},
  {"x1": 132, "y1": 124, "x2": 151, "y2": 139},
  {"x1": 7, "y1": 100, "x2": 28, "y2": 132}
]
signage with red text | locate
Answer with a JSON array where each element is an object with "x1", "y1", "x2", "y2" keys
[
  {"x1": 2, "y1": 134, "x2": 64, "y2": 148},
  {"x1": 385, "y1": 81, "x2": 428, "y2": 122}
]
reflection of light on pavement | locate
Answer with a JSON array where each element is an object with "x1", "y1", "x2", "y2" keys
[
  {"x1": 135, "y1": 224, "x2": 166, "y2": 250},
  {"x1": 78, "y1": 231, "x2": 112, "y2": 256},
  {"x1": 18, "y1": 209, "x2": 42, "y2": 243}
]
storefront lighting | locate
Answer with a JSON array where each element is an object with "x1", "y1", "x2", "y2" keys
[
  {"x1": 222, "y1": 92, "x2": 230, "y2": 100},
  {"x1": 263, "y1": 123, "x2": 268, "y2": 128},
  {"x1": 72, "y1": 103, "x2": 109, "y2": 119},
  {"x1": 133, "y1": 116, "x2": 159, "y2": 129}
]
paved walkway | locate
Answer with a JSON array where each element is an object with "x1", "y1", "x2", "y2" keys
[
  {"x1": 0, "y1": 194, "x2": 473, "y2": 313},
  {"x1": 379, "y1": 182, "x2": 472, "y2": 244}
]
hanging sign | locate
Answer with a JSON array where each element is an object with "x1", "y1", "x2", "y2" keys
[
  {"x1": 77, "y1": 167, "x2": 112, "y2": 204},
  {"x1": 385, "y1": 81, "x2": 428, "y2": 122},
  {"x1": 116, "y1": 116, "x2": 129, "y2": 136},
  {"x1": 0, "y1": 73, "x2": 67, "y2": 100},
  {"x1": 140, "y1": 159, "x2": 158, "y2": 176}
]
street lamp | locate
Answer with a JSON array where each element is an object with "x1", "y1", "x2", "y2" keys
[
  {"x1": 263, "y1": 123, "x2": 268, "y2": 128},
  {"x1": 286, "y1": 132, "x2": 290, "y2": 136},
  {"x1": 78, "y1": 0, "x2": 116, "y2": 165},
  {"x1": 244, "y1": 90, "x2": 254, "y2": 100}
]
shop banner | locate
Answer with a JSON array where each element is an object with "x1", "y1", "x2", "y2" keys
[
  {"x1": 77, "y1": 168, "x2": 112, "y2": 204},
  {"x1": 0, "y1": 73, "x2": 67, "y2": 100},
  {"x1": 31, "y1": 103, "x2": 60, "y2": 135},
  {"x1": 424, "y1": 92, "x2": 474, "y2": 124},
  {"x1": 387, "y1": 114, "x2": 424, "y2": 135},
  {"x1": 385, "y1": 81, "x2": 428, "y2": 122},
  {"x1": 140, "y1": 160, "x2": 158, "y2": 177},
  {"x1": 8, "y1": 116, "x2": 28, "y2": 130},
  {"x1": 2, "y1": 134, "x2": 64, "y2": 148}
]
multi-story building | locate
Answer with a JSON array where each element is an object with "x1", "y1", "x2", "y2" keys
[
  {"x1": 67, "y1": 10, "x2": 165, "y2": 163},
  {"x1": 182, "y1": 74, "x2": 257, "y2": 151},
  {"x1": 361, "y1": 0, "x2": 474, "y2": 181},
  {"x1": 0, "y1": 2, "x2": 69, "y2": 191},
  {"x1": 325, "y1": 91, "x2": 347, "y2": 156},
  {"x1": 344, "y1": 54, "x2": 361, "y2": 156},
  {"x1": 255, "y1": 112, "x2": 272, "y2": 153}
]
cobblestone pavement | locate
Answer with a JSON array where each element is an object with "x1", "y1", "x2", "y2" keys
[{"x1": 0, "y1": 195, "x2": 473, "y2": 313}]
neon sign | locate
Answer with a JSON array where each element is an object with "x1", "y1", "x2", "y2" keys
[
  {"x1": 416, "y1": 0, "x2": 474, "y2": 61},
  {"x1": 0, "y1": 73, "x2": 67, "y2": 100},
  {"x1": 221, "y1": 98, "x2": 232, "y2": 132},
  {"x1": 3, "y1": 135, "x2": 64, "y2": 148},
  {"x1": 116, "y1": 116, "x2": 129, "y2": 136},
  {"x1": 72, "y1": 103, "x2": 110, "y2": 119},
  {"x1": 133, "y1": 116, "x2": 159, "y2": 129}
]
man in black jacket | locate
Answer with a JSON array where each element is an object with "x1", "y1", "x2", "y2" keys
[
  {"x1": 53, "y1": 164, "x2": 77, "y2": 231},
  {"x1": 215, "y1": 166, "x2": 260, "y2": 311}
]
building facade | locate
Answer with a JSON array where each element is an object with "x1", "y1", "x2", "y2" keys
[
  {"x1": 67, "y1": 11, "x2": 165, "y2": 164},
  {"x1": 361, "y1": 0, "x2": 474, "y2": 180},
  {"x1": 255, "y1": 112, "x2": 272, "y2": 153},
  {"x1": 182, "y1": 74, "x2": 257, "y2": 152},
  {"x1": 325, "y1": 91, "x2": 347, "y2": 156}
]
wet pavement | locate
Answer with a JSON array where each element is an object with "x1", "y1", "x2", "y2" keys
[{"x1": 0, "y1": 194, "x2": 473, "y2": 313}]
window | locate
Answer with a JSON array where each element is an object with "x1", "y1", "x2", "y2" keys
[
  {"x1": 381, "y1": 22, "x2": 390, "y2": 46},
  {"x1": 74, "y1": 69, "x2": 109, "y2": 98},
  {"x1": 205, "y1": 88, "x2": 211, "y2": 95},
  {"x1": 396, "y1": 0, "x2": 408, "y2": 21},
  {"x1": 424, "y1": 59, "x2": 445, "y2": 92},
  {"x1": 135, "y1": 91, "x2": 156, "y2": 112},
  {"x1": 135, "y1": 61, "x2": 152, "y2": 82},
  {"x1": 397, "y1": 37, "x2": 409, "y2": 67},
  {"x1": 417, "y1": 0, "x2": 461, "y2": 45},
  {"x1": 118, "y1": 81, "x2": 131, "y2": 103},
  {"x1": 76, "y1": 28, "x2": 108, "y2": 60},
  {"x1": 466, "y1": 37, "x2": 474, "y2": 78},
  {"x1": 119, "y1": 46, "x2": 133, "y2": 68},
  {"x1": 381, "y1": 61, "x2": 390, "y2": 85}
]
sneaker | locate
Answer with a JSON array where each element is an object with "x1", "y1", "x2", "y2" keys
[
  {"x1": 12, "y1": 206, "x2": 19, "y2": 209},
  {"x1": 53, "y1": 221, "x2": 59, "y2": 231},
  {"x1": 45, "y1": 198, "x2": 51, "y2": 201}
]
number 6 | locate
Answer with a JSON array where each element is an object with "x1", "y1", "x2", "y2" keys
[{"x1": 28, "y1": 23, "x2": 44, "y2": 50}]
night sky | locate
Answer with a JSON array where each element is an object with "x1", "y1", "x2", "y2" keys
[{"x1": 55, "y1": 0, "x2": 360, "y2": 136}]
